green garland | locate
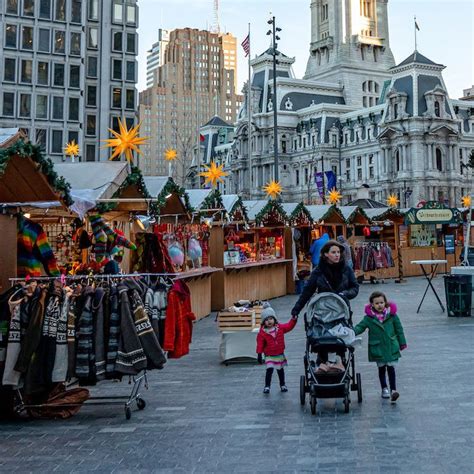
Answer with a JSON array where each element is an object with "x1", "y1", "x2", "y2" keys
[
  {"x1": 290, "y1": 202, "x2": 313, "y2": 225},
  {"x1": 199, "y1": 189, "x2": 224, "y2": 213},
  {"x1": 344, "y1": 206, "x2": 370, "y2": 224},
  {"x1": 228, "y1": 195, "x2": 249, "y2": 222},
  {"x1": 255, "y1": 199, "x2": 288, "y2": 225},
  {"x1": 0, "y1": 139, "x2": 72, "y2": 205},
  {"x1": 320, "y1": 205, "x2": 345, "y2": 223},
  {"x1": 156, "y1": 178, "x2": 192, "y2": 214},
  {"x1": 96, "y1": 166, "x2": 158, "y2": 214}
]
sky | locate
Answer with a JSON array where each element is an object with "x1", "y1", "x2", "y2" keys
[{"x1": 137, "y1": 0, "x2": 474, "y2": 99}]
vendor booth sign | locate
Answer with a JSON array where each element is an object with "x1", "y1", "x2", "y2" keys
[{"x1": 405, "y1": 201, "x2": 462, "y2": 225}]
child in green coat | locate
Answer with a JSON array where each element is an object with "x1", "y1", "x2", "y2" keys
[{"x1": 354, "y1": 291, "x2": 407, "y2": 403}]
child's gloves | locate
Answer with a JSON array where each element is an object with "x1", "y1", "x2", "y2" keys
[
  {"x1": 257, "y1": 353, "x2": 263, "y2": 364},
  {"x1": 400, "y1": 344, "x2": 407, "y2": 351},
  {"x1": 291, "y1": 314, "x2": 298, "y2": 321},
  {"x1": 291, "y1": 308, "x2": 298, "y2": 317}
]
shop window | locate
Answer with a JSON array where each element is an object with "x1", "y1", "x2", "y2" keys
[
  {"x1": 4, "y1": 58, "x2": 16, "y2": 82},
  {"x1": 5, "y1": 25, "x2": 17, "y2": 48},
  {"x1": 55, "y1": 0, "x2": 66, "y2": 20},
  {"x1": 436, "y1": 148, "x2": 443, "y2": 171},
  {"x1": 52, "y1": 96, "x2": 64, "y2": 120},
  {"x1": 71, "y1": 0, "x2": 82, "y2": 23},
  {"x1": 19, "y1": 93, "x2": 32, "y2": 118},
  {"x1": 51, "y1": 130, "x2": 63, "y2": 154},
  {"x1": 23, "y1": 0, "x2": 34, "y2": 16},
  {"x1": 70, "y1": 65, "x2": 80, "y2": 88},
  {"x1": 54, "y1": 30, "x2": 65, "y2": 53},
  {"x1": 6, "y1": 0, "x2": 18, "y2": 14},
  {"x1": 69, "y1": 98, "x2": 79, "y2": 121},
  {"x1": 36, "y1": 95, "x2": 48, "y2": 119},
  {"x1": 20, "y1": 59, "x2": 32, "y2": 84},
  {"x1": 2, "y1": 93, "x2": 15, "y2": 116},
  {"x1": 39, "y1": 0, "x2": 51, "y2": 18},
  {"x1": 22, "y1": 26, "x2": 33, "y2": 50},
  {"x1": 37, "y1": 62, "x2": 49, "y2": 85},
  {"x1": 53, "y1": 63, "x2": 64, "y2": 86},
  {"x1": 39, "y1": 29, "x2": 51, "y2": 52}
]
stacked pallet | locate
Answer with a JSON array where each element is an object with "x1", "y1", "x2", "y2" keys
[{"x1": 217, "y1": 306, "x2": 263, "y2": 331}]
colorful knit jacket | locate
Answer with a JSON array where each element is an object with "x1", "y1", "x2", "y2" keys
[{"x1": 17, "y1": 216, "x2": 60, "y2": 277}]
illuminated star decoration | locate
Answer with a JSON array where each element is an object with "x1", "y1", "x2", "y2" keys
[
  {"x1": 164, "y1": 148, "x2": 178, "y2": 162},
  {"x1": 263, "y1": 180, "x2": 282, "y2": 200},
  {"x1": 103, "y1": 118, "x2": 148, "y2": 163},
  {"x1": 462, "y1": 195, "x2": 472, "y2": 208},
  {"x1": 386, "y1": 194, "x2": 399, "y2": 208},
  {"x1": 327, "y1": 188, "x2": 342, "y2": 205},
  {"x1": 64, "y1": 140, "x2": 79, "y2": 158},
  {"x1": 199, "y1": 161, "x2": 228, "y2": 188}
]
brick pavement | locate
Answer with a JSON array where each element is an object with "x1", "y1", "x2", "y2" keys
[{"x1": 1, "y1": 276, "x2": 473, "y2": 473}]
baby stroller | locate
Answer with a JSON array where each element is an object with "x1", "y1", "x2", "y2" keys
[{"x1": 300, "y1": 293, "x2": 362, "y2": 414}]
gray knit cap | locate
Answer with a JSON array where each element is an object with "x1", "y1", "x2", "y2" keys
[{"x1": 261, "y1": 302, "x2": 277, "y2": 324}]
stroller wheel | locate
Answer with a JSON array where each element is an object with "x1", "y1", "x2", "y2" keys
[
  {"x1": 356, "y1": 373, "x2": 363, "y2": 403},
  {"x1": 300, "y1": 376, "x2": 306, "y2": 406},
  {"x1": 310, "y1": 396, "x2": 317, "y2": 415},
  {"x1": 344, "y1": 396, "x2": 350, "y2": 413}
]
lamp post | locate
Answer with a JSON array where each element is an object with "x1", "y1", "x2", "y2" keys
[{"x1": 267, "y1": 16, "x2": 282, "y2": 182}]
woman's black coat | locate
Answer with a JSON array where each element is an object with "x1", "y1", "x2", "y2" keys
[{"x1": 291, "y1": 264, "x2": 359, "y2": 316}]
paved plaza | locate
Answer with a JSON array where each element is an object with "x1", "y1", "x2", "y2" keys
[{"x1": 1, "y1": 276, "x2": 473, "y2": 473}]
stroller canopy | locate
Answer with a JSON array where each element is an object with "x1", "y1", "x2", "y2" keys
[{"x1": 304, "y1": 293, "x2": 351, "y2": 324}]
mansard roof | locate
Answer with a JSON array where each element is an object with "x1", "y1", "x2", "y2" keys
[
  {"x1": 393, "y1": 50, "x2": 444, "y2": 69},
  {"x1": 258, "y1": 47, "x2": 289, "y2": 58},
  {"x1": 203, "y1": 116, "x2": 232, "y2": 128}
]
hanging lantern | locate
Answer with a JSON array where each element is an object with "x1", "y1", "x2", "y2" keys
[
  {"x1": 164, "y1": 148, "x2": 178, "y2": 162},
  {"x1": 263, "y1": 180, "x2": 282, "y2": 200},
  {"x1": 327, "y1": 188, "x2": 342, "y2": 205},
  {"x1": 386, "y1": 194, "x2": 399, "y2": 208},
  {"x1": 102, "y1": 118, "x2": 148, "y2": 163},
  {"x1": 199, "y1": 161, "x2": 228, "y2": 187},
  {"x1": 462, "y1": 195, "x2": 471, "y2": 208}
]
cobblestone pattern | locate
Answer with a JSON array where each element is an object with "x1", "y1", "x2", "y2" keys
[{"x1": 1, "y1": 276, "x2": 473, "y2": 473}]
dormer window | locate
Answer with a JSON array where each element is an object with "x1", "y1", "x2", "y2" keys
[{"x1": 434, "y1": 101, "x2": 440, "y2": 117}]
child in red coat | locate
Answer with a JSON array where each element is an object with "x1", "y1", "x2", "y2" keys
[{"x1": 256, "y1": 302, "x2": 297, "y2": 394}]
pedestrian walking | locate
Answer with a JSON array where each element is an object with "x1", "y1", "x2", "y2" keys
[
  {"x1": 354, "y1": 291, "x2": 407, "y2": 403},
  {"x1": 256, "y1": 303, "x2": 297, "y2": 394},
  {"x1": 291, "y1": 239, "x2": 359, "y2": 318}
]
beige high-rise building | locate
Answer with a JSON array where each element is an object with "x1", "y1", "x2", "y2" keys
[{"x1": 139, "y1": 28, "x2": 242, "y2": 183}]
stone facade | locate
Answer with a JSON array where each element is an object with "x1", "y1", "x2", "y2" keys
[{"x1": 227, "y1": 0, "x2": 474, "y2": 206}]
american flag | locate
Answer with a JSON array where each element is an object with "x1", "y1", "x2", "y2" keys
[{"x1": 241, "y1": 34, "x2": 250, "y2": 57}]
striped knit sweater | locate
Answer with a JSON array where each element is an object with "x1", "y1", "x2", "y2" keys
[{"x1": 17, "y1": 216, "x2": 60, "y2": 277}]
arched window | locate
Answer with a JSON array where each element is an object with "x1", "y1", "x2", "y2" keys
[
  {"x1": 396, "y1": 150, "x2": 400, "y2": 172},
  {"x1": 434, "y1": 101, "x2": 440, "y2": 117},
  {"x1": 394, "y1": 103, "x2": 398, "y2": 119},
  {"x1": 436, "y1": 148, "x2": 443, "y2": 171}
]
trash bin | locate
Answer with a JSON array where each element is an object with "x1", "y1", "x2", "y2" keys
[{"x1": 444, "y1": 275, "x2": 472, "y2": 317}]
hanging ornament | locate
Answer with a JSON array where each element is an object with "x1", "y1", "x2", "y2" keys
[
  {"x1": 64, "y1": 140, "x2": 80, "y2": 159},
  {"x1": 102, "y1": 118, "x2": 148, "y2": 163},
  {"x1": 199, "y1": 161, "x2": 228, "y2": 188},
  {"x1": 462, "y1": 195, "x2": 471, "y2": 208},
  {"x1": 263, "y1": 180, "x2": 282, "y2": 200},
  {"x1": 386, "y1": 194, "x2": 399, "y2": 208},
  {"x1": 327, "y1": 188, "x2": 342, "y2": 205},
  {"x1": 164, "y1": 148, "x2": 178, "y2": 162},
  {"x1": 363, "y1": 226, "x2": 371, "y2": 237}
]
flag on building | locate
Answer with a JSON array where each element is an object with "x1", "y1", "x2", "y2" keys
[
  {"x1": 315, "y1": 172, "x2": 324, "y2": 198},
  {"x1": 415, "y1": 18, "x2": 420, "y2": 31},
  {"x1": 325, "y1": 171, "x2": 337, "y2": 191},
  {"x1": 200, "y1": 134, "x2": 205, "y2": 142},
  {"x1": 241, "y1": 34, "x2": 250, "y2": 57}
]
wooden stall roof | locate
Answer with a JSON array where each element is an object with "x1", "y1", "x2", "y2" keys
[
  {"x1": 144, "y1": 176, "x2": 191, "y2": 216},
  {"x1": 242, "y1": 199, "x2": 287, "y2": 225},
  {"x1": 339, "y1": 206, "x2": 370, "y2": 224},
  {"x1": 185, "y1": 188, "x2": 215, "y2": 212},
  {"x1": 365, "y1": 207, "x2": 406, "y2": 223},
  {"x1": 281, "y1": 202, "x2": 313, "y2": 225},
  {"x1": 221, "y1": 194, "x2": 248, "y2": 222},
  {"x1": 0, "y1": 131, "x2": 71, "y2": 205},
  {"x1": 306, "y1": 205, "x2": 345, "y2": 224}
]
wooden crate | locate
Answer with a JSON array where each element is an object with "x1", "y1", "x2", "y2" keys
[{"x1": 218, "y1": 311, "x2": 259, "y2": 331}]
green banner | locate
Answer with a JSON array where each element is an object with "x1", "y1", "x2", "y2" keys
[{"x1": 404, "y1": 201, "x2": 462, "y2": 225}]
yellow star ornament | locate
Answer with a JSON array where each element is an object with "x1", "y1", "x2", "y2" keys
[
  {"x1": 263, "y1": 180, "x2": 282, "y2": 200},
  {"x1": 327, "y1": 188, "x2": 342, "y2": 205},
  {"x1": 199, "y1": 161, "x2": 228, "y2": 188},
  {"x1": 386, "y1": 194, "x2": 399, "y2": 208},
  {"x1": 462, "y1": 195, "x2": 472, "y2": 208},
  {"x1": 102, "y1": 118, "x2": 148, "y2": 163},
  {"x1": 164, "y1": 148, "x2": 178, "y2": 162},
  {"x1": 64, "y1": 140, "x2": 79, "y2": 157}
]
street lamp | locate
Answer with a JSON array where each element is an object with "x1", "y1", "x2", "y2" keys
[{"x1": 267, "y1": 16, "x2": 282, "y2": 182}]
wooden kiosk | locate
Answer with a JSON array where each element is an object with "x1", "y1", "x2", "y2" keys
[
  {"x1": 0, "y1": 131, "x2": 72, "y2": 290},
  {"x1": 210, "y1": 199, "x2": 291, "y2": 310}
]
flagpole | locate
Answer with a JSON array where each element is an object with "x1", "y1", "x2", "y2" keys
[
  {"x1": 247, "y1": 22, "x2": 252, "y2": 195},
  {"x1": 414, "y1": 15, "x2": 417, "y2": 51}
]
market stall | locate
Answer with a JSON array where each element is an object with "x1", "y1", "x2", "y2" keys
[
  {"x1": 0, "y1": 130, "x2": 72, "y2": 290},
  {"x1": 281, "y1": 202, "x2": 313, "y2": 294},
  {"x1": 210, "y1": 199, "x2": 290, "y2": 310}
]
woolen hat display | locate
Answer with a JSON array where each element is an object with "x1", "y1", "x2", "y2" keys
[{"x1": 261, "y1": 302, "x2": 277, "y2": 324}]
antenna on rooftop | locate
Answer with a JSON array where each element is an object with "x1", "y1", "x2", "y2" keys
[{"x1": 211, "y1": 0, "x2": 220, "y2": 34}]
